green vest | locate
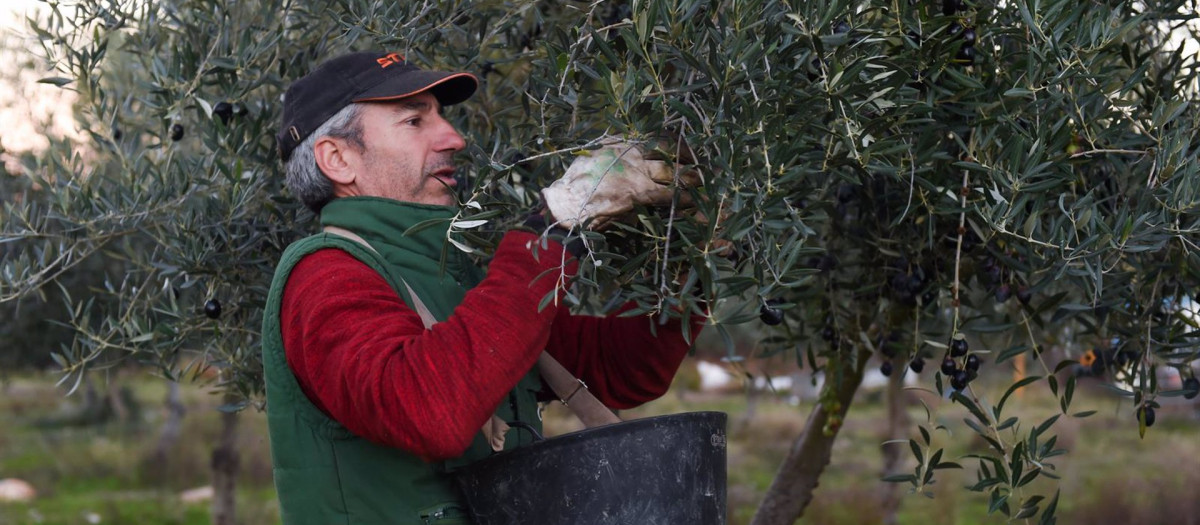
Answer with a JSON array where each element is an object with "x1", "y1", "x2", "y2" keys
[{"x1": 262, "y1": 197, "x2": 544, "y2": 525}]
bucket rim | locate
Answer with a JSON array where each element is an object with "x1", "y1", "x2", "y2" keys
[{"x1": 453, "y1": 411, "x2": 727, "y2": 474}]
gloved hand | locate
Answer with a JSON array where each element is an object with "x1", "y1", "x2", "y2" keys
[{"x1": 541, "y1": 139, "x2": 702, "y2": 230}]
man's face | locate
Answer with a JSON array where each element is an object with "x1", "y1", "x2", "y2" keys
[{"x1": 348, "y1": 91, "x2": 466, "y2": 206}]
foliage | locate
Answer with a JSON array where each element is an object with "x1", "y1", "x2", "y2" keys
[{"x1": 3, "y1": 0, "x2": 1200, "y2": 522}]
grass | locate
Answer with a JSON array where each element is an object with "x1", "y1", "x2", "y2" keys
[
  {"x1": 2, "y1": 363, "x2": 1199, "y2": 524},
  {"x1": 0, "y1": 375, "x2": 277, "y2": 525}
]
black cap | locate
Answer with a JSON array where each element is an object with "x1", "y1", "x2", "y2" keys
[{"x1": 277, "y1": 51, "x2": 478, "y2": 161}]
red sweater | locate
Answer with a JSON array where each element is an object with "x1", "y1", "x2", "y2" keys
[{"x1": 280, "y1": 231, "x2": 699, "y2": 460}]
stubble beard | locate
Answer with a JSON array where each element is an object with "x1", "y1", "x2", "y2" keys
[
  {"x1": 362, "y1": 149, "x2": 456, "y2": 205},
  {"x1": 423, "y1": 156, "x2": 458, "y2": 204}
]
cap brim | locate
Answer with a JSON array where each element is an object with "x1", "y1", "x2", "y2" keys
[{"x1": 353, "y1": 70, "x2": 478, "y2": 106}]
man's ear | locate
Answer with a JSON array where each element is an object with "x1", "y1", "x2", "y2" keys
[{"x1": 313, "y1": 136, "x2": 356, "y2": 186}]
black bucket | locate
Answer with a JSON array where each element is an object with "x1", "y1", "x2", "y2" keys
[{"x1": 454, "y1": 411, "x2": 728, "y2": 525}]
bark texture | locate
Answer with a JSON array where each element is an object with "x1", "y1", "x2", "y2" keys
[
  {"x1": 143, "y1": 381, "x2": 185, "y2": 481},
  {"x1": 879, "y1": 355, "x2": 911, "y2": 525},
  {"x1": 211, "y1": 394, "x2": 240, "y2": 525},
  {"x1": 749, "y1": 351, "x2": 869, "y2": 525}
]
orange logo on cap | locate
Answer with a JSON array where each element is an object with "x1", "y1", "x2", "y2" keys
[{"x1": 377, "y1": 52, "x2": 405, "y2": 68}]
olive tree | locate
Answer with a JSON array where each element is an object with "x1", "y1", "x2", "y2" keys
[{"x1": 5, "y1": 0, "x2": 1200, "y2": 524}]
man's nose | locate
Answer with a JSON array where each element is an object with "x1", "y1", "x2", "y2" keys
[{"x1": 434, "y1": 117, "x2": 467, "y2": 153}]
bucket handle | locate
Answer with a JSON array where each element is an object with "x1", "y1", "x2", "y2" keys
[{"x1": 505, "y1": 421, "x2": 545, "y2": 443}]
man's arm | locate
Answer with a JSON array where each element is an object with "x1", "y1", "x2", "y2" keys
[
  {"x1": 544, "y1": 304, "x2": 704, "y2": 409},
  {"x1": 280, "y1": 231, "x2": 576, "y2": 461}
]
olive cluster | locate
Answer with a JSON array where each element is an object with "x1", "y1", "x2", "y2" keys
[
  {"x1": 805, "y1": 20, "x2": 857, "y2": 83},
  {"x1": 212, "y1": 101, "x2": 249, "y2": 126},
  {"x1": 888, "y1": 258, "x2": 939, "y2": 308},
  {"x1": 978, "y1": 255, "x2": 1032, "y2": 305},
  {"x1": 161, "y1": 100, "x2": 250, "y2": 143},
  {"x1": 940, "y1": 335, "x2": 980, "y2": 391},
  {"x1": 1073, "y1": 338, "x2": 1200, "y2": 428},
  {"x1": 876, "y1": 331, "x2": 926, "y2": 377},
  {"x1": 1134, "y1": 373, "x2": 1199, "y2": 428},
  {"x1": 943, "y1": 0, "x2": 977, "y2": 66}
]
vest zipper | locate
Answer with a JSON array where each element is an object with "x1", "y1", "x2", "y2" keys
[
  {"x1": 419, "y1": 503, "x2": 467, "y2": 523},
  {"x1": 507, "y1": 391, "x2": 520, "y2": 425}
]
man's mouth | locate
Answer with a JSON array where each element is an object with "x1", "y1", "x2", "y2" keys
[{"x1": 431, "y1": 167, "x2": 457, "y2": 187}]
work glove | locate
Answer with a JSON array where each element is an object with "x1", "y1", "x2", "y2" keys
[{"x1": 541, "y1": 139, "x2": 702, "y2": 230}]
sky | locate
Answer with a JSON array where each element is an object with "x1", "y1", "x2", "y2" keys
[{"x1": 0, "y1": 0, "x2": 81, "y2": 159}]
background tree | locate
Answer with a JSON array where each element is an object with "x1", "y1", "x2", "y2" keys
[{"x1": 4, "y1": 1, "x2": 1199, "y2": 524}]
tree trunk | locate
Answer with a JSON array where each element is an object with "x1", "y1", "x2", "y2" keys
[
  {"x1": 82, "y1": 376, "x2": 106, "y2": 424},
  {"x1": 106, "y1": 375, "x2": 130, "y2": 423},
  {"x1": 735, "y1": 378, "x2": 761, "y2": 433},
  {"x1": 878, "y1": 355, "x2": 911, "y2": 525},
  {"x1": 749, "y1": 351, "x2": 869, "y2": 525},
  {"x1": 211, "y1": 393, "x2": 240, "y2": 525},
  {"x1": 144, "y1": 381, "x2": 185, "y2": 481}
]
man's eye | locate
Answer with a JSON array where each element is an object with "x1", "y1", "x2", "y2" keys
[{"x1": 406, "y1": 118, "x2": 421, "y2": 126}]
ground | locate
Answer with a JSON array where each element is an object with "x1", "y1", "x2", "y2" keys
[{"x1": 1, "y1": 360, "x2": 1198, "y2": 525}]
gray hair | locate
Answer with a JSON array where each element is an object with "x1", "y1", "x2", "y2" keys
[{"x1": 284, "y1": 103, "x2": 366, "y2": 213}]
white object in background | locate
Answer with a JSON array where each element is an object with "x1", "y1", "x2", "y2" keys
[
  {"x1": 179, "y1": 485, "x2": 214, "y2": 504},
  {"x1": 0, "y1": 478, "x2": 36, "y2": 501},
  {"x1": 696, "y1": 360, "x2": 735, "y2": 390},
  {"x1": 861, "y1": 367, "x2": 918, "y2": 391}
]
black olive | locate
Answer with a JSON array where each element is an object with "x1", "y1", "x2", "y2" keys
[
  {"x1": 214, "y1": 101, "x2": 233, "y2": 125},
  {"x1": 1016, "y1": 286, "x2": 1032, "y2": 304},
  {"x1": 759, "y1": 304, "x2": 784, "y2": 325},
  {"x1": 822, "y1": 324, "x2": 837, "y2": 342},
  {"x1": 966, "y1": 354, "x2": 980, "y2": 371},
  {"x1": 1137, "y1": 406, "x2": 1156, "y2": 427},
  {"x1": 994, "y1": 283, "x2": 1011, "y2": 302},
  {"x1": 807, "y1": 58, "x2": 825, "y2": 82},
  {"x1": 951, "y1": 370, "x2": 969, "y2": 390},
  {"x1": 204, "y1": 299, "x2": 222, "y2": 319},
  {"x1": 909, "y1": 356, "x2": 926, "y2": 374},
  {"x1": 941, "y1": 357, "x2": 958, "y2": 375},
  {"x1": 1183, "y1": 377, "x2": 1199, "y2": 400},
  {"x1": 950, "y1": 337, "x2": 969, "y2": 357},
  {"x1": 170, "y1": 123, "x2": 184, "y2": 141},
  {"x1": 956, "y1": 45, "x2": 976, "y2": 66},
  {"x1": 963, "y1": 27, "x2": 977, "y2": 45},
  {"x1": 880, "y1": 361, "x2": 894, "y2": 377}
]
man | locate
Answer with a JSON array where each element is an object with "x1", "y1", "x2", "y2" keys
[{"x1": 262, "y1": 51, "x2": 702, "y2": 525}]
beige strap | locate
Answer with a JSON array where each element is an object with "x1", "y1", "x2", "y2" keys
[
  {"x1": 323, "y1": 226, "x2": 436, "y2": 326},
  {"x1": 322, "y1": 225, "x2": 620, "y2": 438},
  {"x1": 325, "y1": 226, "x2": 509, "y2": 448},
  {"x1": 537, "y1": 353, "x2": 622, "y2": 427}
]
